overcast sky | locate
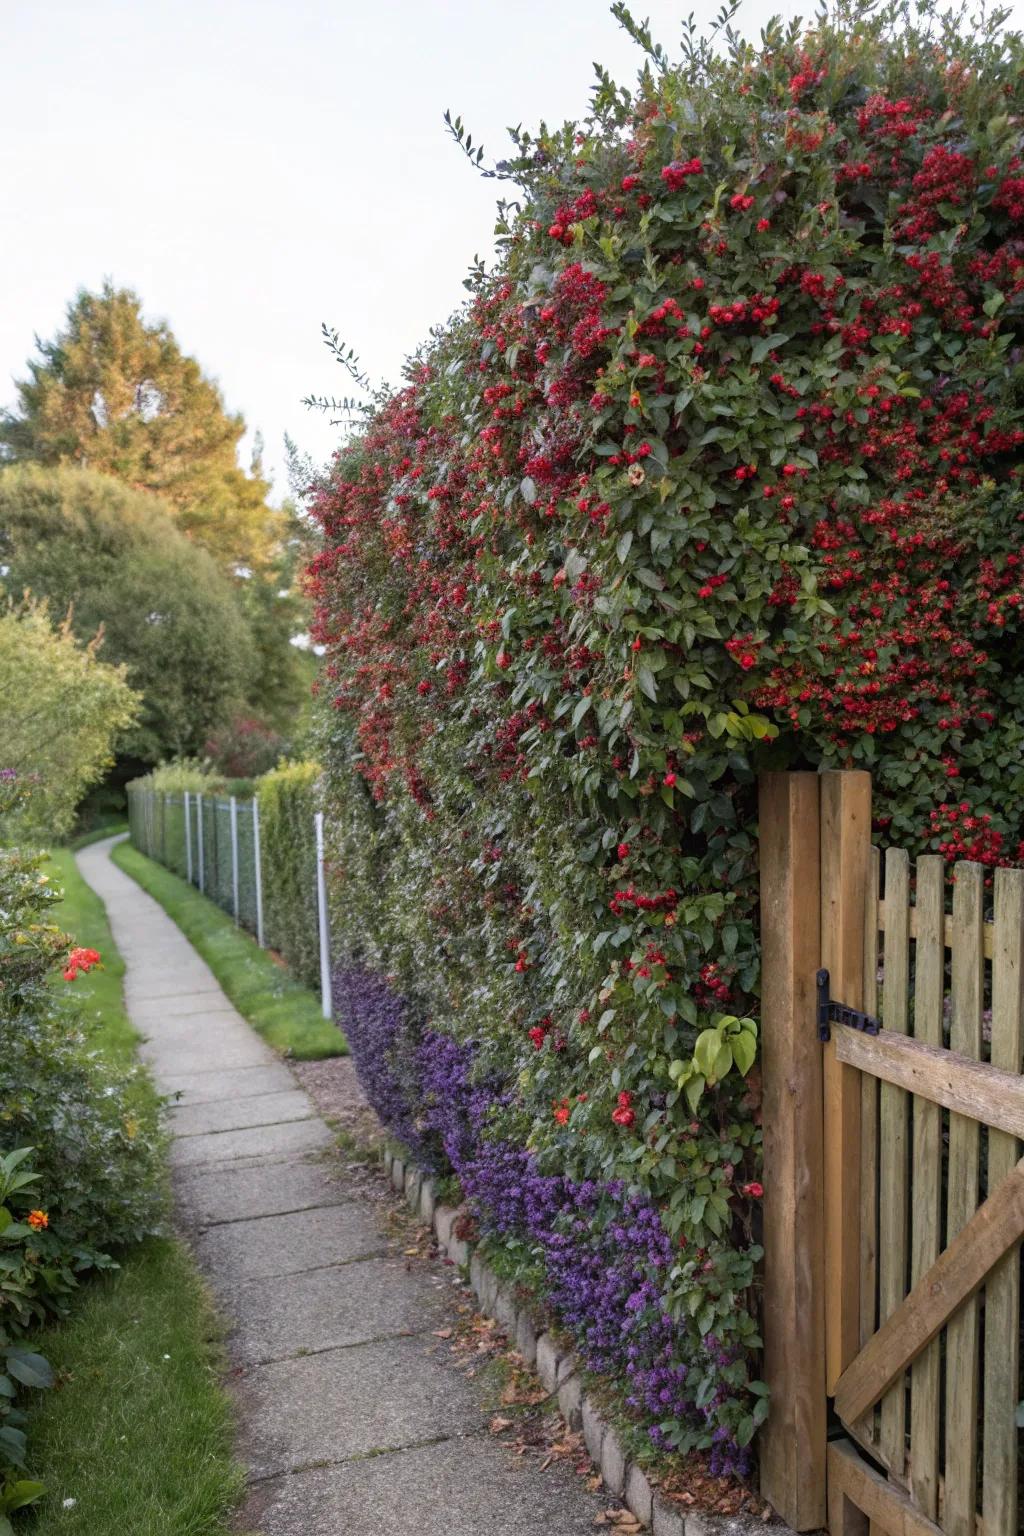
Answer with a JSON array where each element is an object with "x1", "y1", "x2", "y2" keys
[{"x1": 4, "y1": 0, "x2": 1022, "y2": 498}]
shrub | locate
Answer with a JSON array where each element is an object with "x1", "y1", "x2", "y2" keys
[
  {"x1": 0, "y1": 785, "x2": 164, "y2": 1260},
  {"x1": 0, "y1": 465, "x2": 255, "y2": 764},
  {"x1": 310, "y1": 0, "x2": 1024, "y2": 1472},
  {"x1": 0, "y1": 778, "x2": 164, "y2": 1508},
  {"x1": 204, "y1": 715, "x2": 287, "y2": 780},
  {"x1": 0, "y1": 602, "x2": 140, "y2": 842},
  {"x1": 257, "y1": 763, "x2": 321, "y2": 988},
  {"x1": 0, "y1": 1149, "x2": 54, "y2": 1524}
]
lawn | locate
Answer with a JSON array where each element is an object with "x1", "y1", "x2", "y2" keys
[
  {"x1": 111, "y1": 840, "x2": 345, "y2": 1060},
  {"x1": 19, "y1": 853, "x2": 245, "y2": 1536},
  {"x1": 25, "y1": 1241, "x2": 244, "y2": 1536}
]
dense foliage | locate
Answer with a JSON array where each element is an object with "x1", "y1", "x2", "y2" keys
[
  {"x1": 308, "y1": 0, "x2": 1024, "y2": 1472},
  {"x1": 0, "y1": 284, "x2": 276, "y2": 571},
  {"x1": 0, "y1": 602, "x2": 140, "y2": 841},
  {"x1": 0, "y1": 778, "x2": 164, "y2": 1511},
  {"x1": 257, "y1": 762, "x2": 322, "y2": 988},
  {"x1": 0, "y1": 466, "x2": 255, "y2": 763}
]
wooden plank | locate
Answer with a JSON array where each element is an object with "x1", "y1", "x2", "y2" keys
[
  {"x1": 833, "y1": 1155, "x2": 1024, "y2": 1422},
  {"x1": 908, "y1": 854, "x2": 944, "y2": 1521},
  {"x1": 944, "y1": 860, "x2": 985, "y2": 1536},
  {"x1": 757, "y1": 772, "x2": 827, "y2": 1532},
  {"x1": 877, "y1": 848, "x2": 910, "y2": 1474},
  {"x1": 832, "y1": 1027, "x2": 1024, "y2": 1138},
  {"x1": 828, "y1": 1440, "x2": 945, "y2": 1536},
  {"x1": 878, "y1": 901, "x2": 993, "y2": 959},
  {"x1": 982, "y1": 866, "x2": 1024, "y2": 1536},
  {"x1": 821, "y1": 769, "x2": 872, "y2": 1394},
  {"x1": 859, "y1": 848, "x2": 881, "y2": 1450}
]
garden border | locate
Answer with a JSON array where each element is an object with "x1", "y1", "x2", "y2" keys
[{"x1": 379, "y1": 1141, "x2": 795, "y2": 1536}]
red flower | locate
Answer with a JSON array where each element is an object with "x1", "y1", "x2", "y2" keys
[
  {"x1": 663, "y1": 772, "x2": 677, "y2": 787},
  {"x1": 741, "y1": 1181, "x2": 764, "y2": 1199},
  {"x1": 64, "y1": 947, "x2": 101, "y2": 981},
  {"x1": 617, "y1": 842, "x2": 630, "y2": 859}
]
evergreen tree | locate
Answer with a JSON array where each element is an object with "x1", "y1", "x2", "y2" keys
[{"x1": 0, "y1": 283, "x2": 277, "y2": 570}]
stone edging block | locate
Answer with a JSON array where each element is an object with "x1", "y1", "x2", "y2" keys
[{"x1": 377, "y1": 1142, "x2": 787, "y2": 1536}]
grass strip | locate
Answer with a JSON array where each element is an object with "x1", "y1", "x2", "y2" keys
[
  {"x1": 26, "y1": 1239, "x2": 245, "y2": 1536},
  {"x1": 111, "y1": 839, "x2": 345, "y2": 1061},
  {"x1": 44, "y1": 848, "x2": 138, "y2": 1067}
]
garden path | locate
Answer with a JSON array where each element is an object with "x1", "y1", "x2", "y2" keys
[{"x1": 76, "y1": 836, "x2": 606, "y2": 1536}]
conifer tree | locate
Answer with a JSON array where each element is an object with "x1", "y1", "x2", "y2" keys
[{"x1": 0, "y1": 283, "x2": 277, "y2": 570}]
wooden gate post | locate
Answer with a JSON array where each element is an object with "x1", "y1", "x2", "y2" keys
[
  {"x1": 820, "y1": 770, "x2": 872, "y2": 1393},
  {"x1": 759, "y1": 772, "x2": 827, "y2": 1530}
]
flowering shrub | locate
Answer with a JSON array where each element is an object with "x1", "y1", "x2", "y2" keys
[{"x1": 311, "y1": 1, "x2": 1024, "y2": 1474}]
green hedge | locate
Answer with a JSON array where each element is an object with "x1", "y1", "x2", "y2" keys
[{"x1": 257, "y1": 762, "x2": 321, "y2": 989}]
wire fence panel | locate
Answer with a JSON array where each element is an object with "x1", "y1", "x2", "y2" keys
[{"x1": 125, "y1": 787, "x2": 330, "y2": 1016}]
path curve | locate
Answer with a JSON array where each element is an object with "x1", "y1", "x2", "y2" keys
[{"x1": 76, "y1": 836, "x2": 606, "y2": 1535}]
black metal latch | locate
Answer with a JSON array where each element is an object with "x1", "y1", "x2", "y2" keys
[{"x1": 816, "y1": 968, "x2": 881, "y2": 1043}]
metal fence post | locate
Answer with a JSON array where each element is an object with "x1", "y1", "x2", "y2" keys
[
  {"x1": 252, "y1": 797, "x2": 265, "y2": 947},
  {"x1": 314, "y1": 811, "x2": 332, "y2": 1020},
  {"x1": 230, "y1": 795, "x2": 240, "y2": 923},
  {"x1": 197, "y1": 792, "x2": 205, "y2": 893},
  {"x1": 184, "y1": 790, "x2": 193, "y2": 884}
]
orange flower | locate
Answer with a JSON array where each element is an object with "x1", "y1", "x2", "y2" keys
[{"x1": 27, "y1": 1210, "x2": 49, "y2": 1231}]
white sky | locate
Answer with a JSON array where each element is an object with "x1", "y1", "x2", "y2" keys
[{"x1": 3, "y1": 0, "x2": 1022, "y2": 499}]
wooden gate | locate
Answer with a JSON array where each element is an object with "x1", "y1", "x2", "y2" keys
[{"x1": 759, "y1": 771, "x2": 1024, "y2": 1536}]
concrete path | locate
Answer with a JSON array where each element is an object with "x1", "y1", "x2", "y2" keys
[{"x1": 76, "y1": 837, "x2": 606, "y2": 1536}]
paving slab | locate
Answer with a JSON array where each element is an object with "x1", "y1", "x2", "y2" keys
[
  {"x1": 141, "y1": 1036, "x2": 272, "y2": 1076},
  {"x1": 170, "y1": 1088, "x2": 314, "y2": 1137},
  {"x1": 161, "y1": 1063, "x2": 298, "y2": 1103},
  {"x1": 168, "y1": 1116, "x2": 333, "y2": 1169},
  {"x1": 240, "y1": 1435, "x2": 605, "y2": 1536},
  {"x1": 222, "y1": 1255, "x2": 452, "y2": 1364},
  {"x1": 174, "y1": 1155, "x2": 349, "y2": 1226},
  {"x1": 236, "y1": 1334, "x2": 481, "y2": 1477},
  {"x1": 194, "y1": 1203, "x2": 388, "y2": 1282}
]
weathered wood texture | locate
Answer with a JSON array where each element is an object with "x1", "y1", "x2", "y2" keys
[
  {"x1": 908, "y1": 855, "x2": 944, "y2": 1520},
  {"x1": 944, "y1": 863, "x2": 985, "y2": 1536},
  {"x1": 833, "y1": 1155, "x2": 1024, "y2": 1424},
  {"x1": 982, "y1": 867, "x2": 1024, "y2": 1536},
  {"x1": 832, "y1": 1025, "x2": 1024, "y2": 1138},
  {"x1": 820, "y1": 769, "x2": 873, "y2": 1394},
  {"x1": 757, "y1": 773, "x2": 826, "y2": 1532}
]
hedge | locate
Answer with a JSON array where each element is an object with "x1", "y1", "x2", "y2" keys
[
  {"x1": 306, "y1": 1, "x2": 1024, "y2": 1477},
  {"x1": 257, "y1": 762, "x2": 322, "y2": 989}
]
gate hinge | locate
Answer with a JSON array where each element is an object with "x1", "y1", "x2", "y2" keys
[{"x1": 816, "y1": 968, "x2": 881, "y2": 1043}]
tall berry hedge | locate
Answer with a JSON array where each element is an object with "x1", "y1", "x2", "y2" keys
[{"x1": 307, "y1": 1, "x2": 1024, "y2": 1474}]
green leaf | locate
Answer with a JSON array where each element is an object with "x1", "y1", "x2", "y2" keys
[
  {"x1": 617, "y1": 530, "x2": 634, "y2": 563},
  {"x1": 637, "y1": 666, "x2": 658, "y2": 702},
  {"x1": 4, "y1": 1349, "x2": 53, "y2": 1390}
]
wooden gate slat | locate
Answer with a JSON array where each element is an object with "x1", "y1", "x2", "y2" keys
[
  {"x1": 944, "y1": 861, "x2": 985, "y2": 1536},
  {"x1": 859, "y1": 847, "x2": 881, "y2": 1452},
  {"x1": 833, "y1": 1155, "x2": 1024, "y2": 1423},
  {"x1": 821, "y1": 770, "x2": 873, "y2": 1393},
  {"x1": 908, "y1": 855, "x2": 944, "y2": 1521},
  {"x1": 828, "y1": 1440, "x2": 945, "y2": 1536},
  {"x1": 878, "y1": 847, "x2": 910, "y2": 1475},
  {"x1": 982, "y1": 866, "x2": 1024, "y2": 1536},
  {"x1": 832, "y1": 1026, "x2": 1024, "y2": 1137}
]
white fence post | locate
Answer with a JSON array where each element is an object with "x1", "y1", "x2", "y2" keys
[
  {"x1": 315, "y1": 811, "x2": 332, "y2": 1020},
  {"x1": 252, "y1": 797, "x2": 265, "y2": 947},
  {"x1": 230, "y1": 795, "x2": 240, "y2": 923},
  {"x1": 184, "y1": 790, "x2": 193, "y2": 884},
  {"x1": 197, "y1": 792, "x2": 205, "y2": 893}
]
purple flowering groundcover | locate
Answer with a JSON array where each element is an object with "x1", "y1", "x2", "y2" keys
[{"x1": 333, "y1": 964, "x2": 754, "y2": 1477}]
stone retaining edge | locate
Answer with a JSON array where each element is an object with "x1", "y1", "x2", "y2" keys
[{"x1": 379, "y1": 1142, "x2": 785, "y2": 1536}]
